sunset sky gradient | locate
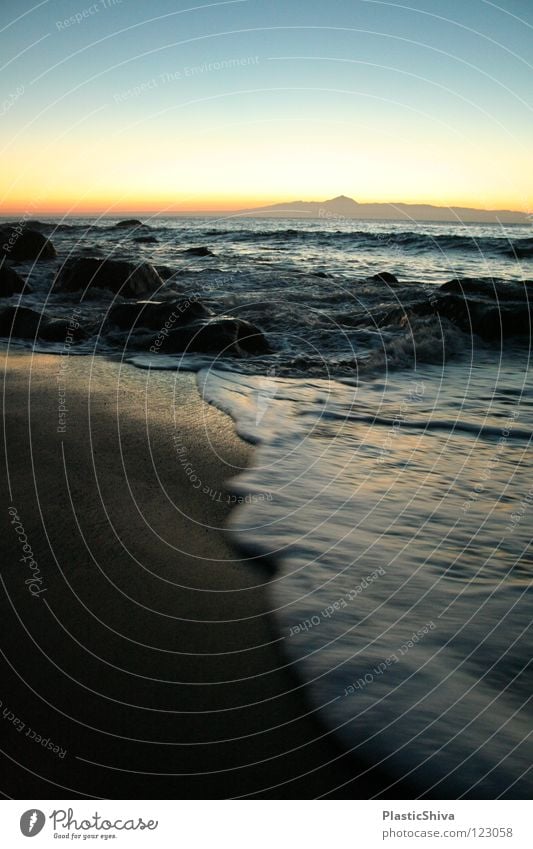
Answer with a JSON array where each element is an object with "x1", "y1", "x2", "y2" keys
[{"x1": 1, "y1": 0, "x2": 531, "y2": 214}]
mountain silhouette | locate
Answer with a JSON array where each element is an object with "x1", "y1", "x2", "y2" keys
[{"x1": 238, "y1": 195, "x2": 527, "y2": 223}]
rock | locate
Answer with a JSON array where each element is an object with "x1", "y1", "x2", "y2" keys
[
  {"x1": 377, "y1": 292, "x2": 532, "y2": 342},
  {"x1": 108, "y1": 298, "x2": 212, "y2": 331},
  {"x1": 181, "y1": 246, "x2": 214, "y2": 257},
  {"x1": 0, "y1": 306, "x2": 87, "y2": 342},
  {"x1": 53, "y1": 257, "x2": 164, "y2": 297},
  {"x1": 158, "y1": 316, "x2": 271, "y2": 356},
  {"x1": 18, "y1": 220, "x2": 54, "y2": 233},
  {"x1": 0, "y1": 306, "x2": 41, "y2": 338},
  {"x1": 374, "y1": 298, "x2": 431, "y2": 327},
  {"x1": 113, "y1": 219, "x2": 144, "y2": 228},
  {"x1": 0, "y1": 261, "x2": 28, "y2": 297},
  {"x1": 435, "y1": 294, "x2": 532, "y2": 341},
  {"x1": 155, "y1": 265, "x2": 177, "y2": 280},
  {"x1": 368, "y1": 271, "x2": 400, "y2": 285},
  {"x1": 440, "y1": 278, "x2": 533, "y2": 302},
  {"x1": 0, "y1": 226, "x2": 56, "y2": 261},
  {"x1": 133, "y1": 235, "x2": 158, "y2": 244},
  {"x1": 39, "y1": 318, "x2": 87, "y2": 343}
]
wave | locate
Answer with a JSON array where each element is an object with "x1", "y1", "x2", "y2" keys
[
  {"x1": 198, "y1": 365, "x2": 533, "y2": 798},
  {"x1": 8, "y1": 219, "x2": 531, "y2": 260},
  {"x1": 505, "y1": 238, "x2": 533, "y2": 259},
  {"x1": 191, "y1": 227, "x2": 533, "y2": 257}
]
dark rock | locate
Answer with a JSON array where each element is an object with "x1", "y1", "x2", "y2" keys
[
  {"x1": 133, "y1": 235, "x2": 158, "y2": 244},
  {"x1": 377, "y1": 292, "x2": 532, "y2": 342},
  {"x1": 155, "y1": 265, "x2": 177, "y2": 280},
  {"x1": 0, "y1": 306, "x2": 87, "y2": 342},
  {"x1": 440, "y1": 277, "x2": 533, "y2": 302},
  {"x1": 113, "y1": 219, "x2": 144, "y2": 228},
  {"x1": 0, "y1": 306, "x2": 41, "y2": 338},
  {"x1": 108, "y1": 298, "x2": 212, "y2": 331},
  {"x1": 0, "y1": 226, "x2": 56, "y2": 261},
  {"x1": 374, "y1": 299, "x2": 431, "y2": 327},
  {"x1": 368, "y1": 271, "x2": 400, "y2": 285},
  {"x1": 16, "y1": 220, "x2": 54, "y2": 233},
  {"x1": 0, "y1": 261, "x2": 28, "y2": 297},
  {"x1": 435, "y1": 294, "x2": 532, "y2": 341},
  {"x1": 53, "y1": 257, "x2": 164, "y2": 297},
  {"x1": 182, "y1": 246, "x2": 215, "y2": 257},
  {"x1": 159, "y1": 316, "x2": 271, "y2": 356},
  {"x1": 39, "y1": 318, "x2": 87, "y2": 343}
]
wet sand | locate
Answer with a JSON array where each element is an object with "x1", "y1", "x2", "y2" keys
[{"x1": 0, "y1": 350, "x2": 392, "y2": 799}]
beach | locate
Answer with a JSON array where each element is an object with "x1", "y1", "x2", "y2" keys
[
  {"x1": 0, "y1": 212, "x2": 531, "y2": 799},
  {"x1": 1, "y1": 0, "x2": 532, "y2": 823},
  {"x1": 1, "y1": 349, "x2": 391, "y2": 799}
]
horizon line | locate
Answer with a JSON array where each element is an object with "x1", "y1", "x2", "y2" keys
[{"x1": 0, "y1": 194, "x2": 530, "y2": 218}]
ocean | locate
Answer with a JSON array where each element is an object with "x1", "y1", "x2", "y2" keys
[{"x1": 3, "y1": 214, "x2": 532, "y2": 797}]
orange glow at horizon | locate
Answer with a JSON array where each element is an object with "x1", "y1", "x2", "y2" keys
[
  {"x1": 1, "y1": 127, "x2": 531, "y2": 216},
  {"x1": 1, "y1": 0, "x2": 532, "y2": 221},
  {"x1": 1, "y1": 190, "x2": 530, "y2": 217}
]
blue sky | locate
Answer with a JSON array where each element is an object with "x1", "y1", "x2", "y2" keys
[{"x1": 1, "y1": 0, "x2": 531, "y2": 211}]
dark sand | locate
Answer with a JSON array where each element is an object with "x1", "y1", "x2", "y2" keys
[{"x1": 1, "y1": 350, "x2": 392, "y2": 799}]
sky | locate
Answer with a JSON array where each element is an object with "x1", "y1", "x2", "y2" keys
[{"x1": 0, "y1": 0, "x2": 532, "y2": 214}]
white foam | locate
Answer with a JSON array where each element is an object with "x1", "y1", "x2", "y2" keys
[{"x1": 199, "y1": 362, "x2": 533, "y2": 797}]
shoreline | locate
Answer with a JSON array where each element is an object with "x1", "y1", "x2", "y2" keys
[{"x1": 1, "y1": 349, "x2": 393, "y2": 799}]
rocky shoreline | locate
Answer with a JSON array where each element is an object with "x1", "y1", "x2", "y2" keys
[{"x1": 1, "y1": 222, "x2": 532, "y2": 363}]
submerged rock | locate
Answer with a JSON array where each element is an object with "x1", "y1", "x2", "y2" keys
[
  {"x1": 155, "y1": 265, "x2": 177, "y2": 280},
  {"x1": 108, "y1": 298, "x2": 212, "y2": 331},
  {"x1": 440, "y1": 277, "x2": 533, "y2": 302},
  {"x1": 39, "y1": 317, "x2": 87, "y2": 342},
  {"x1": 181, "y1": 246, "x2": 215, "y2": 257},
  {"x1": 113, "y1": 219, "x2": 144, "y2": 228},
  {"x1": 133, "y1": 235, "x2": 158, "y2": 244},
  {"x1": 435, "y1": 294, "x2": 532, "y2": 341},
  {"x1": 15, "y1": 220, "x2": 54, "y2": 233},
  {"x1": 53, "y1": 257, "x2": 164, "y2": 297},
  {"x1": 0, "y1": 306, "x2": 87, "y2": 342},
  {"x1": 376, "y1": 290, "x2": 532, "y2": 342},
  {"x1": 0, "y1": 262, "x2": 28, "y2": 297},
  {"x1": 0, "y1": 306, "x2": 41, "y2": 338},
  {"x1": 368, "y1": 271, "x2": 400, "y2": 285},
  {"x1": 157, "y1": 316, "x2": 271, "y2": 356},
  {"x1": 0, "y1": 227, "x2": 56, "y2": 261}
]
